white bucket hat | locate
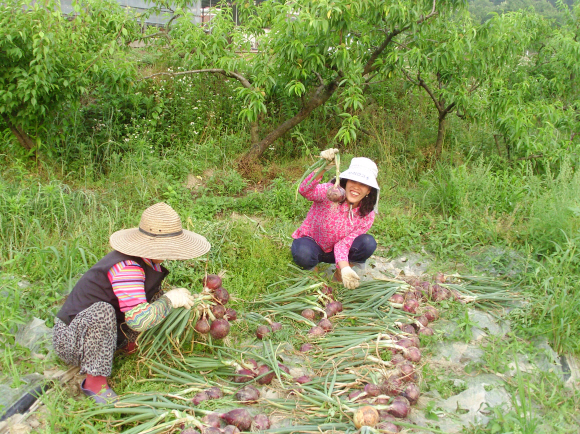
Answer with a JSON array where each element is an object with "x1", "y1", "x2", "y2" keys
[
  {"x1": 110, "y1": 202, "x2": 211, "y2": 260},
  {"x1": 339, "y1": 157, "x2": 380, "y2": 213}
]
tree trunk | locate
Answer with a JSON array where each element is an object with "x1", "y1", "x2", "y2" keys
[
  {"x1": 250, "y1": 120, "x2": 260, "y2": 145},
  {"x1": 1, "y1": 114, "x2": 35, "y2": 151},
  {"x1": 239, "y1": 79, "x2": 340, "y2": 167},
  {"x1": 434, "y1": 113, "x2": 447, "y2": 158}
]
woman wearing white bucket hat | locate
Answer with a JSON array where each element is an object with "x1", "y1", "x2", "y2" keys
[
  {"x1": 53, "y1": 203, "x2": 210, "y2": 404},
  {"x1": 292, "y1": 149, "x2": 379, "y2": 289}
]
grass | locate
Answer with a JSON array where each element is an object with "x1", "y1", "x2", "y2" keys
[{"x1": 1, "y1": 60, "x2": 580, "y2": 432}]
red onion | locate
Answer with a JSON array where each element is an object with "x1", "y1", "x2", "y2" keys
[
  {"x1": 419, "y1": 326, "x2": 434, "y2": 336},
  {"x1": 326, "y1": 185, "x2": 346, "y2": 203},
  {"x1": 203, "y1": 274, "x2": 222, "y2": 290},
  {"x1": 233, "y1": 369, "x2": 255, "y2": 383},
  {"x1": 401, "y1": 383, "x2": 420, "y2": 405},
  {"x1": 390, "y1": 354, "x2": 405, "y2": 365},
  {"x1": 220, "y1": 409, "x2": 253, "y2": 431},
  {"x1": 364, "y1": 383, "x2": 381, "y2": 397},
  {"x1": 214, "y1": 287, "x2": 230, "y2": 305},
  {"x1": 404, "y1": 346, "x2": 421, "y2": 363},
  {"x1": 195, "y1": 318, "x2": 210, "y2": 334},
  {"x1": 376, "y1": 421, "x2": 400, "y2": 433},
  {"x1": 235, "y1": 385, "x2": 260, "y2": 403},
  {"x1": 211, "y1": 304, "x2": 226, "y2": 319},
  {"x1": 378, "y1": 410, "x2": 396, "y2": 421},
  {"x1": 375, "y1": 396, "x2": 390, "y2": 405},
  {"x1": 434, "y1": 271, "x2": 446, "y2": 283},
  {"x1": 434, "y1": 285, "x2": 450, "y2": 301},
  {"x1": 349, "y1": 390, "x2": 363, "y2": 401},
  {"x1": 404, "y1": 290, "x2": 417, "y2": 301},
  {"x1": 224, "y1": 308, "x2": 237, "y2": 321},
  {"x1": 397, "y1": 338, "x2": 413, "y2": 348},
  {"x1": 222, "y1": 426, "x2": 240, "y2": 434},
  {"x1": 278, "y1": 363, "x2": 291, "y2": 375},
  {"x1": 399, "y1": 324, "x2": 416, "y2": 334},
  {"x1": 389, "y1": 293, "x2": 404, "y2": 304},
  {"x1": 246, "y1": 359, "x2": 259, "y2": 370},
  {"x1": 295, "y1": 375, "x2": 311, "y2": 384},
  {"x1": 253, "y1": 414, "x2": 271, "y2": 430},
  {"x1": 353, "y1": 405, "x2": 380, "y2": 429},
  {"x1": 416, "y1": 315, "x2": 429, "y2": 327},
  {"x1": 409, "y1": 335, "x2": 420, "y2": 347},
  {"x1": 301, "y1": 309, "x2": 316, "y2": 321},
  {"x1": 385, "y1": 396, "x2": 411, "y2": 418},
  {"x1": 209, "y1": 319, "x2": 230, "y2": 339},
  {"x1": 381, "y1": 377, "x2": 404, "y2": 395},
  {"x1": 191, "y1": 391, "x2": 209, "y2": 405},
  {"x1": 308, "y1": 326, "x2": 325, "y2": 336},
  {"x1": 270, "y1": 321, "x2": 282, "y2": 332},
  {"x1": 256, "y1": 365, "x2": 275, "y2": 385},
  {"x1": 256, "y1": 325, "x2": 271, "y2": 340},
  {"x1": 399, "y1": 363, "x2": 416, "y2": 381},
  {"x1": 202, "y1": 428, "x2": 221, "y2": 434},
  {"x1": 321, "y1": 284, "x2": 334, "y2": 296},
  {"x1": 403, "y1": 299, "x2": 419, "y2": 314},
  {"x1": 300, "y1": 343, "x2": 314, "y2": 352},
  {"x1": 205, "y1": 386, "x2": 223, "y2": 400},
  {"x1": 318, "y1": 318, "x2": 333, "y2": 331},
  {"x1": 202, "y1": 413, "x2": 222, "y2": 428},
  {"x1": 423, "y1": 306, "x2": 439, "y2": 322},
  {"x1": 325, "y1": 301, "x2": 343, "y2": 316}
]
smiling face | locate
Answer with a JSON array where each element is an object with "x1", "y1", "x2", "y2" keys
[{"x1": 345, "y1": 179, "x2": 371, "y2": 207}]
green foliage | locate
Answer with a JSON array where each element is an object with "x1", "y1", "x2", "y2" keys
[{"x1": 0, "y1": 0, "x2": 139, "y2": 149}]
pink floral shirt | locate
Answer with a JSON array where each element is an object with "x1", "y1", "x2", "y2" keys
[{"x1": 292, "y1": 172, "x2": 375, "y2": 264}]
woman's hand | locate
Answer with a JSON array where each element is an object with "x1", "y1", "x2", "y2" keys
[
  {"x1": 164, "y1": 288, "x2": 195, "y2": 309},
  {"x1": 320, "y1": 148, "x2": 339, "y2": 162},
  {"x1": 340, "y1": 266, "x2": 360, "y2": 289}
]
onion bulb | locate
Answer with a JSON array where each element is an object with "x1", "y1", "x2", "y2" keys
[
  {"x1": 256, "y1": 325, "x2": 271, "y2": 340},
  {"x1": 318, "y1": 318, "x2": 333, "y2": 331},
  {"x1": 385, "y1": 396, "x2": 411, "y2": 418},
  {"x1": 213, "y1": 287, "x2": 230, "y2": 305},
  {"x1": 233, "y1": 369, "x2": 255, "y2": 383},
  {"x1": 220, "y1": 409, "x2": 253, "y2": 431},
  {"x1": 222, "y1": 426, "x2": 240, "y2": 434},
  {"x1": 253, "y1": 414, "x2": 271, "y2": 430},
  {"x1": 202, "y1": 413, "x2": 222, "y2": 428},
  {"x1": 403, "y1": 299, "x2": 419, "y2": 314},
  {"x1": 364, "y1": 383, "x2": 381, "y2": 397},
  {"x1": 194, "y1": 318, "x2": 210, "y2": 334},
  {"x1": 419, "y1": 326, "x2": 434, "y2": 336},
  {"x1": 301, "y1": 308, "x2": 316, "y2": 321},
  {"x1": 327, "y1": 185, "x2": 346, "y2": 203},
  {"x1": 205, "y1": 386, "x2": 223, "y2": 400},
  {"x1": 353, "y1": 405, "x2": 380, "y2": 429},
  {"x1": 401, "y1": 383, "x2": 420, "y2": 405},
  {"x1": 211, "y1": 304, "x2": 226, "y2": 319},
  {"x1": 300, "y1": 343, "x2": 314, "y2": 352},
  {"x1": 256, "y1": 365, "x2": 275, "y2": 385},
  {"x1": 308, "y1": 326, "x2": 325, "y2": 336},
  {"x1": 203, "y1": 274, "x2": 222, "y2": 290},
  {"x1": 234, "y1": 385, "x2": 260, "y2": 403},
  {"x1": 224, "y1": 308, "x2": 237, "y2": 321},
  {"x1": 390, "y1": 293, "x2": 404, "y2": 304},
  {"x1": 191, "y1": 391, "x2": 209, "y2": 406},
  {"x1": 209, "y1": 319, "x2": 230, "y2": 340}
]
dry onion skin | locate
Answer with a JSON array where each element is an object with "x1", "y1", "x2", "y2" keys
[{"x1": 353, "y1": 405, "x2": 380, "y2": 429}]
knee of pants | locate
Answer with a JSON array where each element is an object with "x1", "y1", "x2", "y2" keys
[
  {"x1": 90, "y1": 302, "x2": 117, "y2": 332},
  {"x1": 291, "y1": 241, "x2": 319, "y2": 269},
  {"x1": 354, "y1": 234, "x2": 377, "y2": 258}
]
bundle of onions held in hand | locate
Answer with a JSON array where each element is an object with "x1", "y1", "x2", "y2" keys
[{"x1": 326, "y1": 153, "x2": 346, "y2": 203}]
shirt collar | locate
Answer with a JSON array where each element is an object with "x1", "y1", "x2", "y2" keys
[{"x1": 142, "y1": 258, "x2": 163, "y2": 272}]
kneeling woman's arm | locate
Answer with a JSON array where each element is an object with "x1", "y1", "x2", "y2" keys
[{"x1": 108, "y1": 260, "x2": 172, "y2": 333}]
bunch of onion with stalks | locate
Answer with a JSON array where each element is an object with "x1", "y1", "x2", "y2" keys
[
  {"x1": 294, "y1": 151, "x2": 340, "y2": 201},
  {"x1": 137, "y1": 273, "x2": 235, "y2": 362},
  {"x1": 325, "y1": 153, "x2": 346, "y2": 203}
]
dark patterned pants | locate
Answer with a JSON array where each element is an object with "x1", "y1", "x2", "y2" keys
[
  {"x1": 53, "y1": 291, "x2": 164, "y2": 376},
  {"x1": 53, "y1": 302, "x2": 117, "y2": 376}
]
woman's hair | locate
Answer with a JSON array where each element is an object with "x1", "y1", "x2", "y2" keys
[{"x1": 330, "y1": 178, "x2": 378, "y2": 217}]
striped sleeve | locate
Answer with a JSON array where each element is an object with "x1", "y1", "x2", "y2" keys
[
  {"x1": 124, "y1": 296, "x2": 172, "y2": 332},
  {"x1": 108, "y1": 260, "x2": 148, "y2": 312}
]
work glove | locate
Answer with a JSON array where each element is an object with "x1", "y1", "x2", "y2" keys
[
  {"x1": 164, "y1": 287, "x2": 195, "y2": 310},
  {"x1": 340, "y1": 266, "x2": 360, "y2": 289},
  {"x1": 320, "y1": 148, "x2": 339, "y2": 162}
]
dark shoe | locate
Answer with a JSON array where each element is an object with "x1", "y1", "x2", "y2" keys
[{"x1": 81, "y1": 379, "x2": 118, "y2": 404}]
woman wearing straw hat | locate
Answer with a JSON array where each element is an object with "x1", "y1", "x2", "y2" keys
[
  {"x1": 292, "y1": 149, "x2": 379, "y2": 290},
  {"x1": 53, "y1": 203, "x2": 210, "y2": 404}
]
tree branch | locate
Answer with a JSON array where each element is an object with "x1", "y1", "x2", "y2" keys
[
  {"x1": 417, "y1": 72, "x2": 443, "y2": 113},
  {"x1": 139, "y1": 68, "x2": 254, "y2": 89}
]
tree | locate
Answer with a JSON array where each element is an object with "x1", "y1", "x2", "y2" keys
[
  {"x1": 485, "y1": 1, "x2": 580, "y2": 164},
  {"x1": 399, "y1": 9, "x2": 542, "y2": 158},
  {"x1": 0, "y1": 0, "x2": 138, "y2": 151},
  {"x1": 142, "y1": 0, "x2": 467, "y2": 166}
]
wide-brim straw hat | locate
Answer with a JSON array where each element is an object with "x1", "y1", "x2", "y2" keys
[{"x1": 110, "y1": 202, "x2": 210, "y2": 260}]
